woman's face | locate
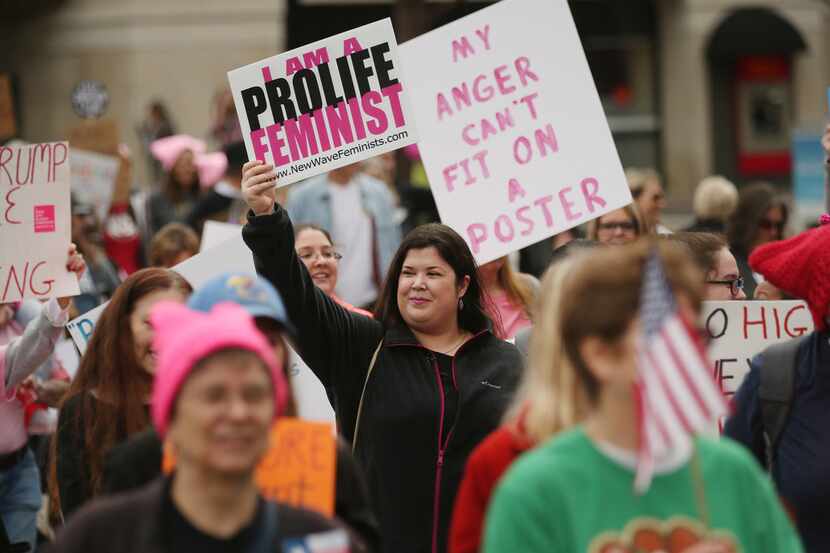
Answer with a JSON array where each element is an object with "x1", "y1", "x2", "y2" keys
[
  {"x1": 596, "y1": 209, "x2": 638, "y2": 245},
  {"x1": 172, "y1": 150, "x2": 197, "y2": 189},
  {"x1": 397, "y1": 246, "x2": 469, "y2": 334},
  {"x1": 168, "y1": 353, "x2": 274, "y2": 476},
  {"x1": 636, "y1": 179, "x2": 665, "y2": 227},
  {"x1": 130, "y1": 289, "x2": 189, "y2": 374},
  {"x1": 705, "y1": 247, "x2": 746, "y2": 301},
  {"x1": 295, "y1": 229, "x2": 339, "y2": 295},
  {"x1": 754, "y1": 206, "x2": 785, "y2": 249}
]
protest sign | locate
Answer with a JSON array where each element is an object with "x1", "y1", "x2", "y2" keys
[
  {"x1": 399, "y1": 0, "x2": 631, "y2": 264},
  {"x1": 287, "y1": 346, "x2": 336, "y2": 423},
  {"x1": 0, "y1": 142, "x2": 80, "y2": 302},
  {"x1": 66, "y1": 302, "x2": 107, "y2": 356},
  {"x1": 0, "y1": 74, "x2": 16, "y2": 140},
  {"x1": 200, "y1": 220, "x2": 242, "y2": 252},
  {"x1": 257, "y1": 418, "x2": 336, "y2": 516},
  {"x1": 67, "y1": 119, "x2": 119, "y2": 156},
  {"x1": 228, "y1": 19, "x2": 417, "y2": 186},
  {"x1": 702, "y1": 300, "x2": 813, "y2": 398},
  {"x1": 70, "y1": 149, "x2": 119, "y2": 223}
]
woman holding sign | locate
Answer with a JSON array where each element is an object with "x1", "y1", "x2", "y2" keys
[{"x1": 240, "y1": 160, "x2": 522, "y2": 553}]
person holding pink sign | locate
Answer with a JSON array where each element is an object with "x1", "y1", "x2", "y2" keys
[
  {"x1": 0, "y1": 245, "x2": 85, "y2": 553},
  {"x1": 240, "y1": 160, "x2": 522, "y2": 553}
]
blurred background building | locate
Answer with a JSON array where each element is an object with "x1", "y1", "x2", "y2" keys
[{"x1": 1, "y1": 0, "x2": 828, "y2": 219}]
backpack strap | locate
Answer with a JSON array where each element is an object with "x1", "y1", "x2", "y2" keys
[
  {"x1": 758, "y1": 336, "x2": 806, "y2": 474},
  {"x1": 353, "y1": 340, "x2": 383, "y2": 454},
  {"x1": 246, "y1": 501, "x2": 279, "y2": 553}
]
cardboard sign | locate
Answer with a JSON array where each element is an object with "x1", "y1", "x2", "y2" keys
[
  {"x1": 0, "y1": 142, "x2": 80, "y2": 302},
  {"x1": 228, "y1": 19, "x2": 417, "y2": 186},
  {"x1": 399, "y1": 0, "x2": 631, "y2": 264},
  {"x1": 0, "y1": 74, "x2": 16, "y2": 140},
  {"x1": 257, "y1": 418, "x2": 336, "y2": 516},
  {"x1": 702, "y1": 300, "x2": 814, "y2": 398},
  {"x1": 287, "y1": 345, "x2": 336, "y2": 424},
  {"x1": 67, "y1": 119, "x2": 119, "y2": 156},
  {"x1": 70, "y1": 149, "x2": 120, "y2": 223},
  {"x1": 200, "y1": 220, "x2": 242, "y2": 252}
]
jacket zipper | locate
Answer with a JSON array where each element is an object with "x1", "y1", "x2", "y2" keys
[
  {"x1": 430, "y1": 352, "x2": 446, "y2": 553},
  {"x1": 390, "y1": 330, "x2": 488, "y2": 553}
]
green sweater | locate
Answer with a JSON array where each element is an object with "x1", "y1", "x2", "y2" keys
[{"x1": 483, "y1": 428, "x2": 803, "y2": 553}]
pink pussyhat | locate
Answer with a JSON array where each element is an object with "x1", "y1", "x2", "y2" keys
[
  {"x1": 150, "y1": 301, "x2": 288, "y2": 437},
  {"x1": 150, "y1": 135, "x2": 207, "y2": 171},
  {"x1": 149, "y1": 134, "x2": 228, "y2": 188}
]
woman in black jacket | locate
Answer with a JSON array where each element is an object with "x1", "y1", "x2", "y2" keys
[{"x1": 240, "y1": 160, "x2": 523, "y2": 553}]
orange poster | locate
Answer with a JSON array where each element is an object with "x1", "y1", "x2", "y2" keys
[
  {"x1": 163, "y1": 418, "x2": 336, "y2": 516},
  {"x1": 256, "y1": 418, "x2": 336, "y2": 516},
  {"x1": 0, "y1": 74, "x2": 16, "y2": 140}
]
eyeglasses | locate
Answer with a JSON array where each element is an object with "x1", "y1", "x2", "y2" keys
[
  {"x1": 298, "y1": 250, "x2": 342, "y2": 262},
  {"x1": 758, "y1": 219, "x2": 785, "y2": 232},
  {"x1": 706, "y1": 276, "x2": 744, "y2": 298},
  {"x1": 598, "y1": 221, "x2": 636, "y2": 232}
]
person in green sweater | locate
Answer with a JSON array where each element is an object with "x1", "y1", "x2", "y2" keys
[{"x1": 482, "y1": 240, "x2": 803, "y2": 553}]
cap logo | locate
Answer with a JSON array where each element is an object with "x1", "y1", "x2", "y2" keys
[{"x1": 226, "y1": 275, "x2": 268, "y2": 302}]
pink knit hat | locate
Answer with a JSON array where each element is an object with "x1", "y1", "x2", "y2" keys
[
  {"x1": 149, "y1": 134, "x2": 228, "y2": 188},
  {"x1": 749, "y1": 215, "x2": 830, "y2": 331},
  {"x1": 150, "y1": 301, "x2": 288, "y2": 437}
]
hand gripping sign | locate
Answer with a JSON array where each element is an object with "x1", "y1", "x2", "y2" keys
[
  {"x1": 0, "y1": 142, "x2": 80, "y2": 302},
  {"x1": 400, "y1": 0, "x2": 631, "y2": 264},
  {"x1": 228, "y1": 19, "x2": 417, "y2": 186}
]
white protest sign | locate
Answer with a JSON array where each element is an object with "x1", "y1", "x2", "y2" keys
[
  {"x1": 200, "y1": 220, "x2": 242, "y2": 252},
  {"x1": 0, "y1": 142, "x2": 80, "y2": 302},
  {"x1": 70, "y1": 149, "x2": 119, "y2": 223},
  {"x1": 287, "y1": 346, "x2": 336, "y2": 424},
  {"x1": 400, "y1": 0, "x2": 631, "y2": 264},
  {"x1": 228, "y1": 18, "x2": 417, "y2": 186},
  {"x1": 702, "y1": 300, "x2": 814, "y2": 398}
]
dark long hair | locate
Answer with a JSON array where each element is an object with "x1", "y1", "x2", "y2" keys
[
  {"x1": 374, "y1": 223, "x2": 492, "y2": 332},
  {"x1": 162, "y1": 153, "x2": 200, "y2": 204},
  {"x1": 49, "y1": 268, "x2": 191, "y2": 514},
  {"x1": 726, "y1": 182, "x2": 788, "y2": 256}
]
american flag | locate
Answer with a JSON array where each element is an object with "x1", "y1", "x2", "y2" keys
[{"x1": 634, "y1": 249, "x2": 729, "y2": 493}]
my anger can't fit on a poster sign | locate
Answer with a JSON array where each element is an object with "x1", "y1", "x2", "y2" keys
[
  {"x1": 228, "y1": 19, "x2": 417, "y2": 186},
  {"x1": 400, "y1": 0, "x2": 631, "y2": 264}
]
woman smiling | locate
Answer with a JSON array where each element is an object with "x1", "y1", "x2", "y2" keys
[{"x1": 240, "y1": 160, "x2": 522, "y2": 553}]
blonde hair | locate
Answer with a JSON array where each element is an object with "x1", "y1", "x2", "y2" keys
[
  {"x1": 586, "y1": 203, "x2": 647, "y2": 241},
  {"x1": 693, "y1": 175, "x2": 738, "y2": 222},
  {"x1": 498, "y1": 261, "x2": 535, "y2": 318},
  {"x1": 503, "y1": 256, "x2": 588, "y2": 445},
  {"x1": 625, "y1": 167, "x2": 661, "y2": 198}
]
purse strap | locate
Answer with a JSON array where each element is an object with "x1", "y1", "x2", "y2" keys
[{"x1": 353, "y1": 340, "x2": 383, "y2": 454}]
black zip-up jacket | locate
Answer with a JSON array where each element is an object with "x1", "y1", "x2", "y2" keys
[{"x1": 243, "y1": 207, "x2": 522, "y2": 553}]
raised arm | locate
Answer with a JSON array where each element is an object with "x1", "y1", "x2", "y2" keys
[
  {"x1": 3, "y1": 245, "x2": 85, "y2": 391},
  {"x1": 240, "y1": 161, "x2": 384, "y2": 393}
]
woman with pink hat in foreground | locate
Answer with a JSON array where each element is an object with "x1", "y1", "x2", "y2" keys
[
  {"x1": 724, "y1": 215, "x2": 830, "y2": 553},
  {"x1": 145, "y1": 135, "x2": 227, "y2": 238},
  {"x1": 47, "y1": 302, "x2": 353, "y2": 553}
]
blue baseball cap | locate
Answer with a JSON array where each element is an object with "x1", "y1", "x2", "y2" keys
[{"x1": 187, "y1": 273, "x2": 295, "y2": 336}]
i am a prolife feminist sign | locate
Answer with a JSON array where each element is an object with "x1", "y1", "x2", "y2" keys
[
  {"x1": 228, "y1": 19, "x2": 417, "y2": 186},
  {"x1": 400, "y1": 0, "x2": 631, "y2": 264}
]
